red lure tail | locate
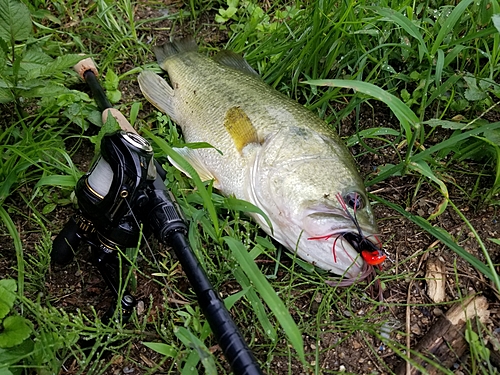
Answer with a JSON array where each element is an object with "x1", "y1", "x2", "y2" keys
[{"x1": 307, "y1": 234, "x2": 337, "y2": 262}]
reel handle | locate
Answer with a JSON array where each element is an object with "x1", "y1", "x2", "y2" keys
[{"x1": 51, "y1": 216, "x2": 81, "y2": 265}]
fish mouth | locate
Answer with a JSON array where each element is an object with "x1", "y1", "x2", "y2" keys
[
  {"x1": 324, "y1": 232, "x2": 385, "y2": 288},
  {"x1": 305, "y1": 231, "x2": 376, "y2": 278},
  {"x1": 307, "y1": 231, "x2": 384, "y2": 279}
]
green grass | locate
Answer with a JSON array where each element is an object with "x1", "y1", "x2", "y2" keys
[{"x1": 0, "y1": 0, "x2": 499, "y2": 374}]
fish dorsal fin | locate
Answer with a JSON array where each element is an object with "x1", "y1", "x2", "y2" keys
[
  {"x1": 154, "y1": 38, "x2": 198, "y2": 68},
  {"x1": 137, "y1": 71, "x2": 176, "y2": 121},
  {"x1": 214, "y1": 50, "x2": 260, "y2": 77},
  {"x1": 223, "y1": 107, "x2": 260, "y2": 153},
  {"x1": 169, "y1": 147, "x2": 217, "y2": 184}
]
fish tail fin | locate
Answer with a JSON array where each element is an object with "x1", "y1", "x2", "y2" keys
[
  {"x1": 137, "y1": 71, "x2": 176, "y2": 120},
  {"x1": 154, "y1": 38, "x2": 198, "y2": 67}
]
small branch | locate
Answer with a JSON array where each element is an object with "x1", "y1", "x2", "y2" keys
[{"x1": 395, "y1": 294, "x2": 489, "y2": 375}]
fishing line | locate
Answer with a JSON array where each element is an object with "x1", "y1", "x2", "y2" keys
[{"x1": 87, "y1": 157, "x2": 113, "y2": 197}]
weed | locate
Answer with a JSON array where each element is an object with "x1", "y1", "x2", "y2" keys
[
  {"x1": 0, "y1": 0, "x2": 86, "y2": 107},
  {"x1": 0, "y1": 279, "x2": 33, "y2": 375}
]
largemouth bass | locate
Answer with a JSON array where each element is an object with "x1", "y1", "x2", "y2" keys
[{"x1": 138, "y1": 39, "x2": 384, "y2": 279}]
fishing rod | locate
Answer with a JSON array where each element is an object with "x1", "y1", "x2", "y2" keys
[{"x1": 51, "y1": 58, "x2": 265, "y2": 375}]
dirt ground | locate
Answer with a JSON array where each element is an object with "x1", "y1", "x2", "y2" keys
[{"x1": 1, "y1": 2, "x2": 500, "y2": 375}]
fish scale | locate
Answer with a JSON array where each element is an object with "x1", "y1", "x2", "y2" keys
[{"x1": 138, "y1": 39, "x2": 383, "y2": 278}]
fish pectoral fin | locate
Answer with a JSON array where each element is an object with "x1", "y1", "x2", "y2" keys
[
  {"x1": 138, "y1": 71, "x2": 176, "y2": 120},
  {"x1": 224, "y1": 106, "x2": 260, "y2": 153},
  {"x1": 214, "y1": 50, "x2": 260, "y2": 77},
  {"x1": 169, "y1": 147, "x2": 218, "y2": 184}
]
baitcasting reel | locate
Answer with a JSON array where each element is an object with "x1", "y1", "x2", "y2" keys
[{"x1": 52, "y1": 129, "x2": 186, "y2": 323}]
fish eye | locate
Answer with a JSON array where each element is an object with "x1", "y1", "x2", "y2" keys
[{"x1": 344, "y1": 192, "x2": 365, "y2": 210}]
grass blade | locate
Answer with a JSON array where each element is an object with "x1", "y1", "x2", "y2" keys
[
  {"x1": 144, "y1": 130, "x2": 221, "y2": 238},
  {"x1": 232, "y1": 266, "x2": 277, "y2": 342},
  {"x1": 425, "y1": 74, "x2": 461, "y2": 109},
  {"x1": 367, "y1": 121, "x2": 500, "y2": 186},
  {"x1": 447, "y1": 199, "x2": 500, "y2": 292},
  {"x1": 345, "y1": 127, "x2": 400, "y2": 147},
  {"x1": 443, "y1": 45, "x2": 466, "y2": 71},
  {"x1": 223, "y1": 196, "x2": 273, "y2": 233},
  {"x1": 175, "y1": 326, "x2": 218, "y2": 375},
  {"x1": 223, "y1": 236, "x2": 305, "y2": 363},
  {"x1": 408, "y1": 160, "x2": 449, "y2": 219},
  {"x1": 0, "y1": 206, "x2": 24, "y2": 304},
  {"x1": 473, "y1": 136, "x2": 500, "y2": 199},
  {"x1": 142, "y1": 342, "x2": 178, "y2": 358},
  {"x1": 435, "y1": 48, "x2": 445, "y2": 86},
  {"x1": 369, "y1": 6, "x2": 428, "y2": 62},
  {"x1": 35, "y1": 175, "x2": 78, "y2": 188},
  {"x1": 305, "y1": 79, "x2": 420, "y2": 142},
  {"x1": 371, "y1": 194, "x2": 497, "y2": 285},
  {"x1": 431, "y1": 0, "x2": 474, "y2": 56}
]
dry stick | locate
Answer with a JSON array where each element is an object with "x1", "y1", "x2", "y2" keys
[
  {"x1": 395, "y1": 294, "x2": 489, "y2": 375},
  {"x1": 405, "y1": 279, "x2": 413, "y2": 375},
  {"x1": 425, "y1": 258, "x2": 446, "y2": 303},
  {"x1": 403, "y1": 249, "x2": 430, "y2": 374}
]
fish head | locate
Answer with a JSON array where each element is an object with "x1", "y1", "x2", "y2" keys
[
  {"x1": 247, "y1": 127, "x2": 383, "y2": 278},
  {"x1": 300, "y1": 190, "x2": 384, "y2": 278},
  {"x1": 250, "y1": 169, "x2": 384, "y2": 278}
]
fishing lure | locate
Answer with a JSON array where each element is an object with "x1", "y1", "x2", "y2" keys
[{"x1": 336, "y1": 192, "x2": 386, "y2": 267}]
